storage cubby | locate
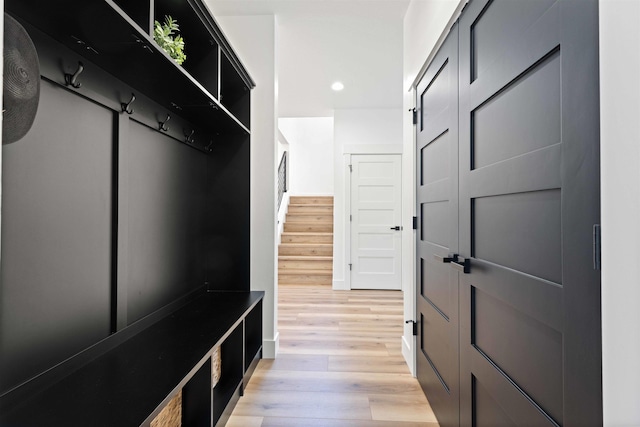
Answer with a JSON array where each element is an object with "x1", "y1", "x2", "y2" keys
[
  {"x1": 154, "y1": 0, "x2": 220, "y2": 99},
  {"x1": 213, "y1": 324, "x2": 245, "y2": 425},
  {"x1": 221, "y1": 53, "x2": 251, "y2": 128},
  {"x1": 113, "y1": 0, "x2": 151, "y2": 33}
]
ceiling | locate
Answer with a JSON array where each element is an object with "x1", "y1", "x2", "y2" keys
[{"x1": 205, "y1": 0, "x2": 410, "y2": 117}]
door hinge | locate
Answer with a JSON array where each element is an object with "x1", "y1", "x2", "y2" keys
[
  {"x1": 350, "y1": 214, "x2": 352, "y2": 222},
  {"x1": 405, "y1": 320, "x2": 417, "y2": 336},
  {"x1": 412, "y1": 216, "x2": 418, "y2": 230},
  {"x1": 349, "y1": 263, "x2": 352, "y2": 271},
  {"x1": 410, "y1": 108, "x2": 417, "y2": 125},
  {"x1": 593, "y1": 224, "x2": 601, "y2": 270},
  {"x1": 348, "y1": 164, "x2": 352, "y2": 172}
]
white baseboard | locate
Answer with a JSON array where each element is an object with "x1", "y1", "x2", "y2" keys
[
  {"x1": 262, "y1": 332, "x2": 279, "y2": 359},
  {"x1": 402, "y1": 334, "x2": 416, "y2": 377},
  {"x1": 333, "y1": 279, "x2": 349, "y2": 290}
]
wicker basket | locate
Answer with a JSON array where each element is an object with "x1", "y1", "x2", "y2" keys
[
  {"x1": 150, "y1": 390, "x2": 182, "y2": 427},
  {"x1": 212, "y1": 347, "x2": 222, "y2": 387}
]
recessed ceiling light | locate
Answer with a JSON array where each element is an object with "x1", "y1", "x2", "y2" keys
[{"x1": 331, "y1": 81, "x2": 344, "y2": 91}]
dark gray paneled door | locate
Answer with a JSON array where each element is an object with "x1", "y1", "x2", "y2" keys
[
  {"x1": 416, "y1": 0, "x2": 601, "y2": 426},
  {"x1": 415, "y1": 24, "x2": 460, "y2": 427}
]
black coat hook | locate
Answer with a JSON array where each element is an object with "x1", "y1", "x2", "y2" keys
[
  {"x1": 64, "y1": 62, "x2": 84, "y2": 88},
  {"x1": 206, "y1": 140, "x2": 214, "y2": 152},
  {"x1": 159, "y1": 114, "x2": 170, "y2": 131},
  {"x1": 185, "y1": 129, "x2": 195, "y2": 144},
  {"x1": 121, "y1": 93, "x2": 136, "y2": 115}
]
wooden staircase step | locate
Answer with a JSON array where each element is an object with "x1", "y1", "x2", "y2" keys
[
  {"x1": 279, "y1": 196, "x2": 334, "y2": 285},
  {"x1": 285, "y1": 213, "x2": 333, "y2": 223},
  {"x1": 288, "y1": 204, "x2": 334, "y2": 214},
  {"x1": 278, "y1": 268, "x2": 333, "y2": 276},
  {"x1": 278, "y1": 256, "x2": 333, "y2": 270},
  {"x1": 279, "y1": 243, "x2": 333, "y2": 256},
  {"x1": 284, "y1": 222, "x2": 333, "y2": 233},
  {"x1": 281, "y1": 232, "x2": 333, "y2": 244},
  {"x1": 278, "y1": 271, "x2": 333, "y2": 285},
  {"x1": 289, "y1": 196, "x2": 334, "y2": 205}
]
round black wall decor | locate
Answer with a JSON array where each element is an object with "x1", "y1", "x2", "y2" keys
[{"x1": 3, "y1": 13, "x2": 40, "y2": 145}]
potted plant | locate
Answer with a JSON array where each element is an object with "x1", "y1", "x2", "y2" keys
[{"x1": 154, "y1": 15, "x2": 186, "y2": 65}]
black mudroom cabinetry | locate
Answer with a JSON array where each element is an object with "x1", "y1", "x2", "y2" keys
[{"x1": 0, "y1": 0, "x2": 260, "y2": 425}]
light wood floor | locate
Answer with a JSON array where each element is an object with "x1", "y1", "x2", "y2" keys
[{"x1": 227, "y1": 284, "x2": 439, "y2": 427}]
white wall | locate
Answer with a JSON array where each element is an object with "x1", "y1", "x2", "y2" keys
[
  {"x1": 278, "y1": 117, "x2": 334, "y2": 195},
  {"x1": 600, "y1": 1, "x2": 640, "y2": 424},
  {"x1": 276, "y1": 130, "x2": 291, "y2": 243},
  {"x1": 333, "y1": 109, "x2": 403, "y2": 290},
  {"x1": 401, "y1": 0, "x2": 465, "y2": 375},
  {"x1": 214, "y1": 14, "x2": 279, "y2": 358},
  {"x1": 335, "y1": 109, "x2": 403, "y2": 152}
]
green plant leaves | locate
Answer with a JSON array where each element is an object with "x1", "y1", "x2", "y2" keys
[{"x1": 154, "y1": 15, "x2": 186, "y2": 65}]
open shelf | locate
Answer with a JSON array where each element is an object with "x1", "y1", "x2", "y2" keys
[
  {"x1": 221, "y1": 52, "x2": 251, "y2": 128},
  {"x1": 155, "y1": 0, "x2": 220, "y2": 100},
  {"x1": 6, "y1": 0, "x2": 253, "y2": 136},
  {"x1": 213, "y1": 323, "x2": 244, "y2": 423}
]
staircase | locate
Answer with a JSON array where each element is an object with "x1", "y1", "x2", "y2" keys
[{"x1": 279, "y1": 196, "x2": 334, "y2": 286}]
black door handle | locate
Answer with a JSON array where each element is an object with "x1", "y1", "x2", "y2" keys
[
  {"x1": 434, "y1": 254, "x2": 456, "y2": 263},
  {"x1": 451, "y1": 256, "x2": 471, "y2": 274},
  {"x1": 390, "y1": 226, "x2": 401, "y2": 230}
]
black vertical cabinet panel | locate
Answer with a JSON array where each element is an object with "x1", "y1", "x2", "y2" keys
[
  {"x1": 0, "y1": 79, "x2": 113, "y2": 395},
  {"x1": 183, "y1": 360, "x2": 212, "y2": 427},
  {"x1": 204, "y1": 135, "x2": 251, "y2": 291},
  {"x1": 125, "y1": 121, "x2": 207, "y2": 325}
]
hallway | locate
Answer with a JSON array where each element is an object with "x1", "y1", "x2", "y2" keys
[{"x1": 227, "y1": 284, "x2": 438, "y2": 426}]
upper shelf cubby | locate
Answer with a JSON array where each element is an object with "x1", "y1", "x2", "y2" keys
[
  {"x1": 5, "y1": 0, "x2": 254, "y2": 135},
  {"x1": 221, "y1": 52, "x2": 251, "y2": 129},
  {"x1": 113, "y1": 0, "x2": 151, "y2": 33},
  {"x1": 154, "y1": 0, "x2": 220, "y2": 101}
]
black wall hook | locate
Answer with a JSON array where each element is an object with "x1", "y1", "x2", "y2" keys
[
  {"x1": 159, "y1": 114, "x2": 171, "y2": 131},
  {"x1": 64, "y1": 62, "x2": 84, "y2": 88},
  {"x1": 121, "y1": 93, "x2": 136, "y2": 115},
  {"x1": 185, "y1": 129, "x2": 195, "y2": 144},
  {"x1": 205, "y1": 140, "x2": 214, "y2": 152}
]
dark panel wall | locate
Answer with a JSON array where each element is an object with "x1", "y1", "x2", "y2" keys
[
  {"x1": 124, "y1": 121, "x2": 208, "y2": 324},
  {"x1": 205, "y1": 135, "x2": 250, "y2": 291},
  {"x1": 0, "y1": 79, "x2": 113, "y2": 393}
]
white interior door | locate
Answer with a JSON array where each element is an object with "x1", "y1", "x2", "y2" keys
[{"x1": 350, "y1": 154, "x2": 402, "y2": 290}]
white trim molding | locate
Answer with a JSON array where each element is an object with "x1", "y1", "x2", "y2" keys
[
  {"x1": 343, "y1": 144, "x2": 403, "y2": 154},
  {"x1": 262, "y1": 331, "x2": 279, "y2": 359},
  {"x1": 332, "y1": 279, "x2": 349, "y2": 291},
  {"x1": 402, "y1": 335, "x2": 416, "y2": 376}
]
